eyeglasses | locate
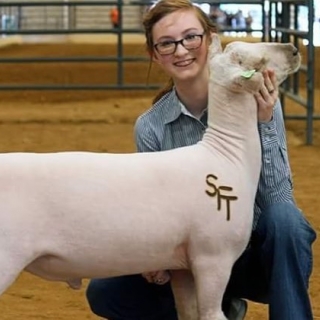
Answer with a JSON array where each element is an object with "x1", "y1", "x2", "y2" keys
[{"x1": 154, "y1": 33, "x2": 205, "y2": 56}]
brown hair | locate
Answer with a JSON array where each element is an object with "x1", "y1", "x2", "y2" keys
[{"x1": 142, "y1": 0, "x2": 217, "y2": 103}]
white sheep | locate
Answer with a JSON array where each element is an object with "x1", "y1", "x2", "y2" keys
[{"x1": 0, "y1": 35, "x2": 300, "y2": 320}]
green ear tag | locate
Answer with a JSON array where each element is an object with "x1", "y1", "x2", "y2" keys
[{"x1": 241, "y1": 69, "x2": 256, "y2": 79}]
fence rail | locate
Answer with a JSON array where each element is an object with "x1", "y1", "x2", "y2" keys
[
  {"x1": 267, "y1": 0, "x2": 316, "y2": 144},
  {"x1": 0, "y1": 0, "x2": 317, "y2": 144}
]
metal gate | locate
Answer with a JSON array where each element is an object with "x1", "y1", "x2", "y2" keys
[
  {"x1": 0, "y1": 0, "x2": 317, "y2": 144},
  {"x1": 267, "y1": 0, "x2": 316, "y2": 144}
]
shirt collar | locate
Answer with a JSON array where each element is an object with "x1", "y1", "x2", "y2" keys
[
  {"x1": 163, "y1": 88, "x2": 207, "y2": 124},
  {"x1": 163, "y1": 88, "x2": 182, "y2": 124}
]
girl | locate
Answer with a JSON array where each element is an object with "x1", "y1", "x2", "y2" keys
[{"x1": 86, "y1": 1, "x2": 316, "y2": 319}]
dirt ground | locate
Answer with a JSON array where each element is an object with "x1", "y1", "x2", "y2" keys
[{"x1": 0, "y1": 39, "x2": 319, "y2": 319}]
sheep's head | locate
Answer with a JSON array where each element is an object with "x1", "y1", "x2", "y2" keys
[{"x1": 208, "y1": 34, "x2": 301, "y2": 94}]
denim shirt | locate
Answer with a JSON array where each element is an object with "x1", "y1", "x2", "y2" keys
[{"x1": 134, "y1": 89, "x2": 294, "y2": 230}]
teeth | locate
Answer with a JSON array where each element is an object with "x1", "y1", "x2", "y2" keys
[{"x1": 175, "y1": 60, "x2": 192, "y2": 67}]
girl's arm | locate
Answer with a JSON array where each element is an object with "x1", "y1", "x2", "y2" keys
[{"x1": 254, "y1": 70, "x2": 295, "y2": 209}]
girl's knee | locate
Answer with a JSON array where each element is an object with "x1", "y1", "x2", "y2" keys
[
  {"x1": 86, "y1": 279, "x2": 115, "y2": 318},
  {"x1": 86, "y1": 279, "x2": 101, "y2": 303},
  {"x1": 86, "y1": 276, "x2": 175, "y2": 320},
  {"x1": 258, "y1": 202, "x2": 316, "y2": 245}
]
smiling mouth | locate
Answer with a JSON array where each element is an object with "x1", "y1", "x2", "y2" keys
[{"x1": 174, "y1": 59, "x2": 194, "y2": 67}]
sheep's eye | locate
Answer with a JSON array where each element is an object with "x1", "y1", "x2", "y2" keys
[
  {"x1": 239, "y1": 60, "x2": 243, "y2": 65},
  {"x1": 254, "y1": 62, "x2": 265, "y2": 71}
]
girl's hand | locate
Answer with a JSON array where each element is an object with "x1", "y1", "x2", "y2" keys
[
  {"x1": 142, "y1": 270, "x2": 171, "y2": 285},
  {"x1": 254, "y1": 69, "x2": 279, "y2": 123}
]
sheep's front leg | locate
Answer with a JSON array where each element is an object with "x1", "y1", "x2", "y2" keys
[
  {"x1": 170, "y1": 269, "x2": 197, "y2": 320},
  {"x1": 192, "y1": 256, "x2": 231, "y2": 320}
]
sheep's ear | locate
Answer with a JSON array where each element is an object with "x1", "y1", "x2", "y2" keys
[
  {"x1": 230, "y1": 72, "x2": 264, "y2": 93},
  {"x1": 208, "y1": 33, "x2": 222, "y2": 60}
]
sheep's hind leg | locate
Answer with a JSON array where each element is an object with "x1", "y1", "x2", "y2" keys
[{"x1": 0, "y1": 252, "x2": 28, "y2": 296}]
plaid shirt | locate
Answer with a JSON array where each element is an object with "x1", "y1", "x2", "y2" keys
[{"x1": 134, "y1": 89, "x2": 294, "y2": 230}]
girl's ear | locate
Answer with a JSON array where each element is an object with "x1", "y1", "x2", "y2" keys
[
  {"x1": 147, "y1": 48, "x2": 157, "y2": 62},
  {"x1": 151, "y1": 51, "x2": 160, "y2": 64}
]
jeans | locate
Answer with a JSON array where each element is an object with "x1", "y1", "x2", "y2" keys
[{"x1": 86, "y1": 202, "x2": 317, "y2": 320}]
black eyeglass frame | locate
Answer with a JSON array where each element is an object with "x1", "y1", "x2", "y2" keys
[{"x1": 154, "y1": 33, "x2": 205, "y2": 56}]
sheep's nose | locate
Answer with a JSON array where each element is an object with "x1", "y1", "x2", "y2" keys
[{"x1": 293, "y1": 47, "x2": 299, "y2": 56}]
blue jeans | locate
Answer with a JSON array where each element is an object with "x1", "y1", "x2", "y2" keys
[{"x1": 86, "y1": 202, "x2": 316, "y2": 320}]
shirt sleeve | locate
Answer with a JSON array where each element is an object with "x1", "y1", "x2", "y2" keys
[
  {"x1": 254, "y1": 99, "x2": 295, "y2": 210},
  {"x1": 134, "y1": 115, "x2": 161, "y2": 153}
]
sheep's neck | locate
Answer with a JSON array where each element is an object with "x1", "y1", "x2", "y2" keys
[{"x1": 201, "y1": 84, "x2": 261, "y2": 161}]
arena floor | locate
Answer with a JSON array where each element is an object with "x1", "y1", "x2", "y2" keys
[{"x1": 0, "y1": 36, "x2": 319, "y2": 319}]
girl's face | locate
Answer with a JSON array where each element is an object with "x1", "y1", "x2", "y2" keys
[{"x1": 152, "y1": 9, "x2": 209, "y2": 84}]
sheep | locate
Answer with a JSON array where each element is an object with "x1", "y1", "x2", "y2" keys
[{"x1": 0, "y1": 35, "x2": 300, "y2": 320}]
